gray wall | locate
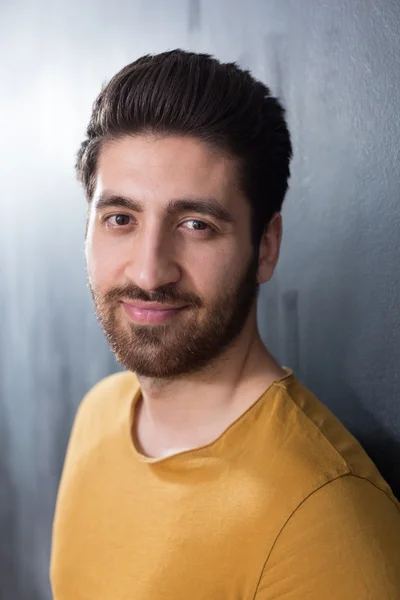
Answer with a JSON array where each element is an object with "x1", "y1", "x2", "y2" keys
[{"x1": 1, "y1": 0, "x2": 399, "y2": 598}]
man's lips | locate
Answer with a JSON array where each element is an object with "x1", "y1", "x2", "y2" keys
[
  {"x1": 123, "y1": 300, "x2": 186, "y2": 310},
  {"x1": 121, "y1": 301, "x2": 187, "y2": 325}
]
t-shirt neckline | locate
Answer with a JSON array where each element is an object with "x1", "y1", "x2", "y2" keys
[{"x1": 124, "y1": 368, "x2": 294, "y2": 465}]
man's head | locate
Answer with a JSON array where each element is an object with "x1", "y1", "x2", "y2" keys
[{"x1": 78, "y1": 50, "x2": 292, "y2": 378}]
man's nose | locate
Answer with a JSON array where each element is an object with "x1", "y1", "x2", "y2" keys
[{"x1": 123, "y1": 227, "x2": 181, "y2": 292}]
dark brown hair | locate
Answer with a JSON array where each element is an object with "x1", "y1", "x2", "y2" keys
[{"x1": 76, "y1": 49, "x2": 292, "y2": 248}]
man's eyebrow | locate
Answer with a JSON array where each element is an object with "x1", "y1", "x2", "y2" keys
[
  {"x1": 94, "y1": 194, "x2": 142, "y2": 213},
  {"x1": 94, "y1": 193, "x2": 235, "y2": 224},
  {"x1": 166, "y1": 198, "x2": 234, "y2": 223}
]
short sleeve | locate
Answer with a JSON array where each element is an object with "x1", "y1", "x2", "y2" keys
[{"x1": 255, "y1": 475, "x2": 400, "y2": 599}]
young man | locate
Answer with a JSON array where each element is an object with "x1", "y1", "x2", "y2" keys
[{"x1": 51, "y1": 50, "x2": 400, "y2": 599}]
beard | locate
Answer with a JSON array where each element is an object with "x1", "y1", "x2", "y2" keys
[{"x1": 88, "y1": 255, "x2": 260, "y2": 379}]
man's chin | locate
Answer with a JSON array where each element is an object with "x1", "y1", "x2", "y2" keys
[{"x1": 114, "y1": 352, "x2": 198, "y2": 379}]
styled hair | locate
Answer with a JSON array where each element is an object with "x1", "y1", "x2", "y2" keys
[{"x1": 76, "y1": 49, "x2": 292, "y2": 248}]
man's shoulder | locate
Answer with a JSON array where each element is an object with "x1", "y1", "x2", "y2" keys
[
  {"x1": 271, "y1": 374, "x2": 397, "y2": 503},
  {"x1": 82, "y1": 370, "x2": 139, "y2": 409},
  {"x1": 71, "y1": 370, "x2": 139, "y2": 440}
]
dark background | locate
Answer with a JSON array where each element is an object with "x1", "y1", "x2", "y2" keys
[{"x1": 0, "y1": 0, "x2": 399, "y2": 597}]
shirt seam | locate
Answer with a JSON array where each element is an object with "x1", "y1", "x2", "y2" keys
[
  {"x1": 252, "y1": 472, "x2": 400, "y2": 598},
  {"x1": 271, "y1": 382, "x2": 354, "y2": 473}
]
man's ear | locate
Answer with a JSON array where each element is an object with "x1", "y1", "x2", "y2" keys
[{"x1": 256, "y1": 213, "x2": 283, "y2": 284}]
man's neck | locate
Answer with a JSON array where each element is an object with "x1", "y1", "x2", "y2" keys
[{"x1": 132, "y1": 327, "x2": 286, "y2": 459}]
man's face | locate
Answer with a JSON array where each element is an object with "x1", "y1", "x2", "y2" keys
[{"x1": 86, "y1": 134, "x2": 260, "y2": 378}]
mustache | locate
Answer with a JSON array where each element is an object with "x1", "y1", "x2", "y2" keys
[{"x1": 102, "y1": 282, "x2": 203, "y2": 308}]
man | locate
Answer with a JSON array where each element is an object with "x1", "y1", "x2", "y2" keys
[{"x1": 51, "y1": 50, "x2": 400, "y2": 599}]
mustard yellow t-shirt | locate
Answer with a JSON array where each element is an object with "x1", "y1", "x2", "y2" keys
[{"x1": 50, "y1": 370, "x2": 400, "y2": 599}]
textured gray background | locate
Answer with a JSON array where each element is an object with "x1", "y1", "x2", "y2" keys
[{"x1": 0, "y1": 0, "x2": 399, "y2": 598}]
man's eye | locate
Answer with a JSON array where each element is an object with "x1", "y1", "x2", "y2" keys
[
  {"x1": 107, "y1": 214, "x2": 132, "y2": 227},
  {"x1": 183, "y1": 220, "x2": 211, "y2": 232}
]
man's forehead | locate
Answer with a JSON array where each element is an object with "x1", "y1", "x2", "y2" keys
[{"x1": 95, "y1": 134, "x2": 243, "y2": 206}]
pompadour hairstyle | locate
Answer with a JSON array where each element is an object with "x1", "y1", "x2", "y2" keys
[{"x1": 76, "y1": 49, "x2": 292, "y2": 248}]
